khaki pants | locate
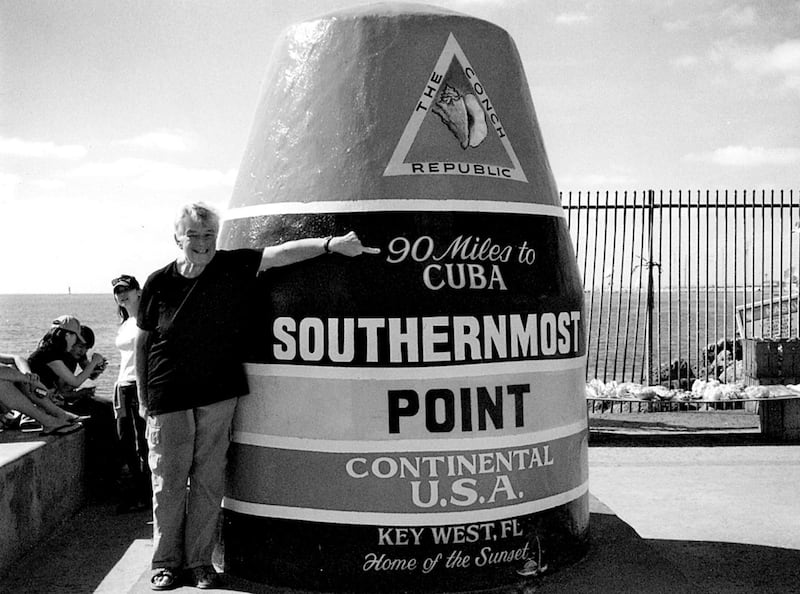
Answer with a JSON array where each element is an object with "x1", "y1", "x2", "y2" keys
[{"x1": 147, "y1": 398, "x2": 238, "y2": 570}]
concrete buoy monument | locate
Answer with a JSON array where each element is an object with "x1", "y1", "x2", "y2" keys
[{"x1": 219, "y1": 3, "x2": 588, "y2": 591}]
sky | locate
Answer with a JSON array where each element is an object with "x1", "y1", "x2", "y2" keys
[{"x1": 1, "y1": 0, "x2": 799, "y2": 294}]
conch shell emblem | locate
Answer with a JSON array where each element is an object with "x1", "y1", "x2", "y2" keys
[{"x1": 432, "y1": 84, "x2": 488, "y2": 149}]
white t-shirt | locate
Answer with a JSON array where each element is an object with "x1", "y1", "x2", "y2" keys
[{"x1": 115, "y1": 317, "x2": 138, "y2": 385}]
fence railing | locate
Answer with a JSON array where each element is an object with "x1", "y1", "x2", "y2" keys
[{"x1": 563, "y1": 189, "x2": 800, "y2": 385}]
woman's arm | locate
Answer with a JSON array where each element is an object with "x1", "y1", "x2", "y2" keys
[
  {"x1": 0, "y1": 353, "x2": 31, "y2": 373},
  {"x1": 0, "y1": 365, "x2": 25, "y2": 383},
  {"x1": 46, "y1": 354, "x2": 102, "y2": 388},
  {"x1": 259, "y1": 231, "x2": 379, "y2": 271},
  {"x1": 135, "y1": 328, "x2": 151, "y2": 416},
  {"x1": 10, "y1": 354, "x2": 33, "y2": 375},
  {"x1": 0, "y1": 354, "x2": 46, "y2": 394}
]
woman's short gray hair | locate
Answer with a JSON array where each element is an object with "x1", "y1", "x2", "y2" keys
[{"x1": 174, "y1": 202, "x2": 221, "y2": 235}]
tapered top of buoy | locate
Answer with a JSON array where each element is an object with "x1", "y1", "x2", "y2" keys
[{"x1": 230, "y1": 2, "x2": 560, "y2": 210}]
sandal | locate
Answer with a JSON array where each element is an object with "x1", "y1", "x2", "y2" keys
[
  {"x1": 151, "y1": 568, "x2": 180, "y2": 590},
  {"x1": 191, "y1": 565, "x2": 219, "y2": 589},
  {"x1": 40, "y1": 423, "x2": 81, "y2": 436}
]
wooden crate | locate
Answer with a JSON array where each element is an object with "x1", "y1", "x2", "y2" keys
[
  {"x1": 744, "y1": 375, "x2": 800, "y2": 386},
  {"x1": 759, "y1": 398, "x2": 800, "y2": 440},
  {"x1": 743, "y1": 338, "x2": 800, "y2": 379}
]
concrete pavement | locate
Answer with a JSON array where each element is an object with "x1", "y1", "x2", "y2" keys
[
  {"x1": 2, "y1": 435, "x2": 799, "y2": 593},
  {"x1": 589, "y1": 445, "x2": 800, "y2": 593}
]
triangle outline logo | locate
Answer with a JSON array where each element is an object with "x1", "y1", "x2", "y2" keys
[{"x1": 383, "y1": 33, "x2": 528, "y2": 183}]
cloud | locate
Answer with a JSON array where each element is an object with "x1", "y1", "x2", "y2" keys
[
  {"x1": 0, "y1": 172, "x2": 21, "y2": 188},
  {"x1": 0, "y1": 137, "x2": 87, "y2": 160},
  {"x1": 439, "y1": 0, "x2": 513, "y2": 5},
  {"x1": 68, "y1": 158, "x2": 237, "y2": 191},
  {"x1": 31, "y1": 179, "x2": 67, "y2": 190},
  {"x1": 0, "y1": 172, "x2": 22, "y2": 202},
  {"x1": 711, "y1": 39, "x2": 800, "y2": 91},
  {"x1": 557, "y1": 173, "x2": 638, "y2": 189},
  {"x1": 555, "y1": 12, "x2": 590, "y2": 25},
  {"x1": 720, "y1": 5, "x2": 757, "y2": 28},
  {"x1": 663, "y1": 18, "x2": 691, "y2": 32},
  {"x1": 435, "y1": 0, "x2": 515, "y2": 10},
  {"x1": 684, "y1": 145, "x2": 800, "y2": 167},
  {"x1": 764, "y1": 39, "x2": 800, "y2": 73},
  {"x1": 664, "y1": 5, "x2": 758, "y2": 32},
  {"x1": 718, "y1": 39, "x2": 800, "y2": 74},
  {"x1": 115, "y1": 130, "x2": 190, "y2": 152},
  {"x1": 671, "y1": 55, "x2": 699, "y2": 69}
]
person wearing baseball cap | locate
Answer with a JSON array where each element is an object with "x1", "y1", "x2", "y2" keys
[
  {"x1": 2, "y1": 315, "x2": 97, "y2": 434},
  {"x1": 112, "y1": 274, "x2": 141, "y2": 293},
  {"x1": 50, "y1": 315, "x2": 86, "y2": 345},
  {"x1": 111, "y1": 274, "x2": 150, "y2": 512},
  {"x1": 28, "y1": 315, "x2": 105, "y2": 393},
  {"x1": 54, "y1": 321, "x2": 117, "y2": 489}
]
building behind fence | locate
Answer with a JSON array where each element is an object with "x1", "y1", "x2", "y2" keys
[{"x1": 563, "y1": 189, "x2": 800, "y2": 385}]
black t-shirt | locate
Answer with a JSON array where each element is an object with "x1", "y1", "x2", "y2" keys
[
  {"x1": 29, "y1": 347, "x2": 85, "y2": 391},
  {"x1": 138, "y1": 249, "x2": 262, "y2": 415},
  {"x1": 27, "y1": 346, "x2": 64, "y2": 389}
]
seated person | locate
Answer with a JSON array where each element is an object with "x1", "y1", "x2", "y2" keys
[
  {"x1": 53, "y1": 323, "x2": 120, "y2": 490},
  {"x1": 0, "y1": 353, "x2": 81, "y2": 435},
  {"x1": 55, "y1": 325, "x2": 108, "y2": 406},
  {"x1": 29, "y1": 316, "x2": 106, "y2": 399}
]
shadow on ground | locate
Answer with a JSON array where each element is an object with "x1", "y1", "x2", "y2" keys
[
  {"x1": 0, "y1": 500, "x2": 152, "y2": 593},
  {"x1": 589, "y1": 411, "x2": 800, "y2": 446},
  {"x1": 645, "y1": 538, "x2": 800, "y2": 594},
  {"x1": 3, "y1": 413, "x2": 798, "y2": 593},
  {"x1": 4, "y1": 498, "x2": 800, "y2": 593},
  {"x1": 589, "y1": 430, "x2": 796, "y2": 447}
]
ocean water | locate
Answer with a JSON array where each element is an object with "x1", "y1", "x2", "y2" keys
[
  {"x1": 585, "y1": 289, "x2": 743, "y2": 383},
  {"x1": 0, "y1": 294, "x2": 121, "y2": 398},
  {"x1": 2, "y1": 291, "x2": 796, "y2": 393},
  {"x1": 586, "y1": 287, "x2": 800, "y2": 382}
]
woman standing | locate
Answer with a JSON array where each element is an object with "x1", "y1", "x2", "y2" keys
[
  {"x1": 112, "y1": 274, "x2": 151, "y2": 512},
  {"x1": 138, "y1": 202, "x2": 379, "y2": 590}
]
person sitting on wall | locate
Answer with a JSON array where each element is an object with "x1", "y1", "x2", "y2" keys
[
  {"x1": 56, "y1": 324, "x2": 122, "y2": 494},
  {"x1": 55, "y1": 325, "x2": 108, "y2": 405},
  {"x1": 29, "y1": 316, "x2": 107, "y2": 396},
  {"x1": 0, "y1": 352, "x2": 82, "y2": 435}
]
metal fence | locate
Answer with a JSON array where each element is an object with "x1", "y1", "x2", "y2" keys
[{"x1": 563, "y1": 189, "x2": 800, "y2": 384}]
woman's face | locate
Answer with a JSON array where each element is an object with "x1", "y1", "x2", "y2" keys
[
  {"x1": 175, "y1": 216, "x2": 218, "y2": 267},
  {"x1": 64, "y1": 330, "x2": 78, "y2": 350},
  {"x1": 115, "y1": 289, "x2": 141, "y2": 314}
]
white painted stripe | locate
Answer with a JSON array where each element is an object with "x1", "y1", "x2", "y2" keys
[
  {"x1": 244, "y1": 355, "x2": 586, "y2": 380},
  {"x1": 223, "y1": 200, "x2": 566, "y2": 220},
  {"x1": 223, "y1": 480, "x2": 589, "y2": 526},
  {"x1": 232, "y1": 418, "x2": 587, "y2": 452}
]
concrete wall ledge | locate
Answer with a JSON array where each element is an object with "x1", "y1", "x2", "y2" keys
[{"x1": 0, "y1": 428, "x2": 85, "y2": 576}]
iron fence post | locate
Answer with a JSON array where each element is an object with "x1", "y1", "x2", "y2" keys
[{"x1": 646, "y1": 189, "x2": 656, "y2": 385}]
